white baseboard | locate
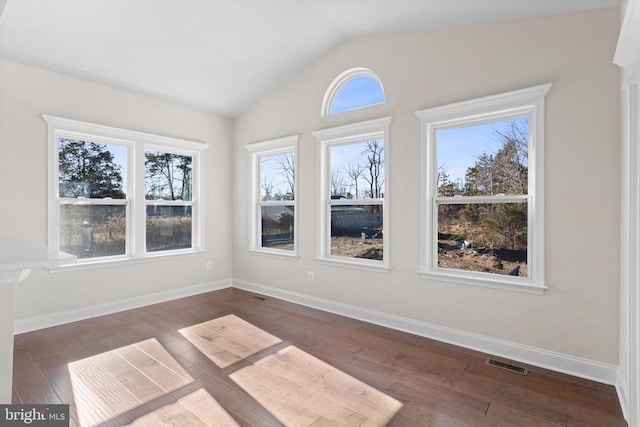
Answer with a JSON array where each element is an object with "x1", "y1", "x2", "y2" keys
[
  {"x1": 14, "y1": 279, "x2": 232, "y2": 334},
  {"x1": 616, "y1": 366, "x2": 630, "y2": 422},
  {"x1": 232, "y1": 278, "x2": 618, "y2": 386}
]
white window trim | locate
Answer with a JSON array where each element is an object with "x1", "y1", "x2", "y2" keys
[
  {"x1": 312, "y1": 116, "x2": 391, "y2": 272},
  {"x1": 245, "y1": 135, "x2": 299, "y2": 258},
  {"x1": 321, "y1": 67, "x2": 385, "y2": 117},
  {"x1": 44, "y1": 115, "x2": 207, "y2": 269},
  {"x1": 414, "y1": 84, "x2": 551, "y2": 294}
]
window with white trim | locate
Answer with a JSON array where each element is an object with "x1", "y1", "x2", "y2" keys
[
  {"x1": 414, "y1": 84, "x2": 551, "y2": 294},
  {"x1": 321, "y1": 68, "x2": 385, "y2": 116},
  {"x1": 145, "y1": 149, "x2": 195, "y2": 252},
  {"x1": 45, "y1": 115, "x2": 206, "y2": 264},
  {"x1": 246, "y1": 135, "x2": 298, "y2": 256},
  {"x1": 313, "y1": 117, "x2": 391, "y2": 271}
]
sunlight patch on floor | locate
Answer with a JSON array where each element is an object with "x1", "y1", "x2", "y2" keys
[
  {"x1": 124, "y1": 388, "x2": 239, "y2": 426},
  {"x1": 178, "y1": 314, "x2": 282, "y2": 368},
  {"x1": 69, "y1": 338, "x2": 193, "y2": 427},
  {"x1": 229, "y1": 345, "x2": 403, "y2": 426}
]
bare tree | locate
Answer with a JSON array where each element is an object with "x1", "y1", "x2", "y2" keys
[
  {"x1": 344, "y1": 160, "x2": 364, "y2": 199},
  {"x1": 274, "y1": 153, "x2": 295, "y2": 199},
  {"x1": 492, "y1": 118, "x2": 528, "y2": 167},
  {"x1": 261, "y1": 176, "x2": 275, "y2": 201},
  {"x1": 330, "y1": 169, "x2": 346, "y2": 196},
  {"x1": 362, "y1": 140, "x2": 384, "y2": 198},
  {"x1": 145, "y1": 152, "x2": 192, "y2": 200}
]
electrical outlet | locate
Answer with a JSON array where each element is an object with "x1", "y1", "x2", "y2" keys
[
  {"x1": 308, "y1": 271, "x2": 314, "y2": 282},
  {"x1": 206, "y1": 260, "x2": 213, "y2": 270}
]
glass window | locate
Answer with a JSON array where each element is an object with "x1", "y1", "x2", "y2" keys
[
  {"x1": 313, "y1": 117, "x2": 391, "y2": 271},
  {"x1": 322, "y1": 68, "x2": 385, "y2": 116},
  {"x1": 246, "y1": 136, "x2": 298, "y2": 256},
  {"x1": 46, "y1": 115, "x2": 205, "y2": 266},
  {"x1": 328, "y1": 140, "x2": 384, "y2": 260},
  {"x1": 331, "y1": 76, "x2": 385, "y2": 115},
  {"x1": 436, "y1": 117, "x2": 528, "y2": 276},
  {"x1": 145, "y1": 151, "x2": 194, "y2": 253},
  {"x1": 415, "y1": 84, "x2": 551, "y2": 294},
  {"x1": 57, "y1": 138, "x2": 128, "y2": 259}
]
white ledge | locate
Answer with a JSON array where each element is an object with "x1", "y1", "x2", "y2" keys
[
  {"x1": 47, "y1": 250, "x2": 205, "y2": 273},
  {"x1": 418, "y1": 270, "x2": 546, "y2": 295},
  {"x1": 316, "y1": 257, "x2": 390, "y2": 273},
  {"x1": 247, "y1": 249, "x2": 299, "y2": 260}
]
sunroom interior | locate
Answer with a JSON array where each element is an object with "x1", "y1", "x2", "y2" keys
[{"x1": 0, "y1": 0, "x2": 638, "y2": 425}]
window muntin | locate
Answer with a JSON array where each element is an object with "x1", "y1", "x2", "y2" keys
[
  {"x1": 46, "y1": 115, "x2": 206, "y2": 266},
  {"x1": 246, "y1": 136, "x2": 298, "y2": 256},
  {"x1": 322, "y1": 68, "x2": 385, "y2": 116},
  {"x1": 415, "y1": 84, "x2": 550, "y2": 293},
  {"x1": 313, "y1": 117, "x2": 391, "y2": 271}
]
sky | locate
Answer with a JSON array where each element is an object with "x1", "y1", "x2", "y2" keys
[
  {"x1": 330, "y1": 76, "x2": 385, "y2": 114},
  {"x1": 260, "y1": 153, "x2": 294, "y2": 199},
  {"x1": 436, "y1": 117, "x2": 529, "y2": 187},
  {"x1": 330, "y1": 140, "x2": 384, "y2": 198}
]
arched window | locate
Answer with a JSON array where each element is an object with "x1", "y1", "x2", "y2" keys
[{"x1": 321, "y1": 68, "x2": 385, "y2": 116}]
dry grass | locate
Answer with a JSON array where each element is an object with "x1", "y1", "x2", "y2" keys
[{"x1": 331, "y1": 236, "x2": 383, "y2": 260}]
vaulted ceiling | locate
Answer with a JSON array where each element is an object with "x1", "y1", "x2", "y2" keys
[{"x1": 0, "y1": 0, "x2": 620, "y2": 117}]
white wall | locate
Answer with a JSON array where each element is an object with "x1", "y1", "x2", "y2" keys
[
  {"x1": 615, "y1": 0, "x2": 639, "y2": 421},
  {"x1": 0, "y1": 59, "x2": 233, "y2": 322},
  {"x1": 232, "y1": 8, "x2": 622, "y2": 365}
]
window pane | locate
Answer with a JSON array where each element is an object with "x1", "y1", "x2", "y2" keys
[
  {"x1": 436, "y1": 117, "x2": 529, "y2": 196},
  {"x1": 331, "y1": 76, "x2": 385, "y2": 114},
  {"x1": 58, "y1": 138, "x2": 127, "y2": 199},
  {"x1": 145, "y1": 151, "x2": 193, "y2": 201},
  {"x1": 330, "y1": 140, "x2": 384, "y2": 199},
  {"x1": 60, "y1": 205, "x2": 126, "y2": 258},
  {"x1": 146, "y1": 205, "x2": 192, "y2": 252},
  {"x1": 437, "y1": 202, "x2": 527, "y2": 276},
  {"x1": 330, "y1": 204, "x2": 383, "y2": 260},
  {"x1": 261, "y1": 205, "x2": 294, "y2": 250},
  {"x1": 260, "y1": 153, "x2": 295, "y2": 201}
]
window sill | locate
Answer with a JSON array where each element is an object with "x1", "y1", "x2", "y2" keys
[
  {"x1": 316, "y1": 257, "x2": 390, "y2": 273},
  {"x1": 247, "y1": 249, "x2": 298, "y2": 260},
  {"x1": 47, "y1": 250, "x2": 205, "y2": 273},
  {"x1": 418, "y1": 269, "x2": 546, "y2": 294}
]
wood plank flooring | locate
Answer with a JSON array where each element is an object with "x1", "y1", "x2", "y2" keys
[{"x1": 11, "y1": 288, "x2": 627, "y2": 426}]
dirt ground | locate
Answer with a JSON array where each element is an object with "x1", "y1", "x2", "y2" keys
[
  {"x1": 273, "y1": 235, "x2": 526, "y2": 276},
  {"x1": 331, "y1": 236, "x2": 383, "y2": 260},
  {"x1": 438, "y1": 239, "x2": 527, "y2": 277}
]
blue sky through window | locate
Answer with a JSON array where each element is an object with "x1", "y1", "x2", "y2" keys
[
  {"x1": 436, "y1": 117, "x2": 528, "y2": 188},
  {"x1": 330, "y1": 139, "x2": 384, "y2": 199},
  {"x1": 330, "y1": 76, "x2": 385, "y2": 114}
]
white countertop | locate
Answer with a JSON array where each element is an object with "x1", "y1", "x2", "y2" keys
[{"x1": 0, "y1": 234, "x2": 75, "y2": 273}]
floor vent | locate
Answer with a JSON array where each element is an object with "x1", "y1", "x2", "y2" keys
[
  {"x1": 485, "y1": 358, "x2": 528, "y2": 375},
  {"x1": 253, "y1": 296, "x2": 267, "y2": 301}
]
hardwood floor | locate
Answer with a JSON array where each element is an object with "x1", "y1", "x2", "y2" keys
[{"x1": 11, "y1": 288, "x2": 627, "y2": 426}]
